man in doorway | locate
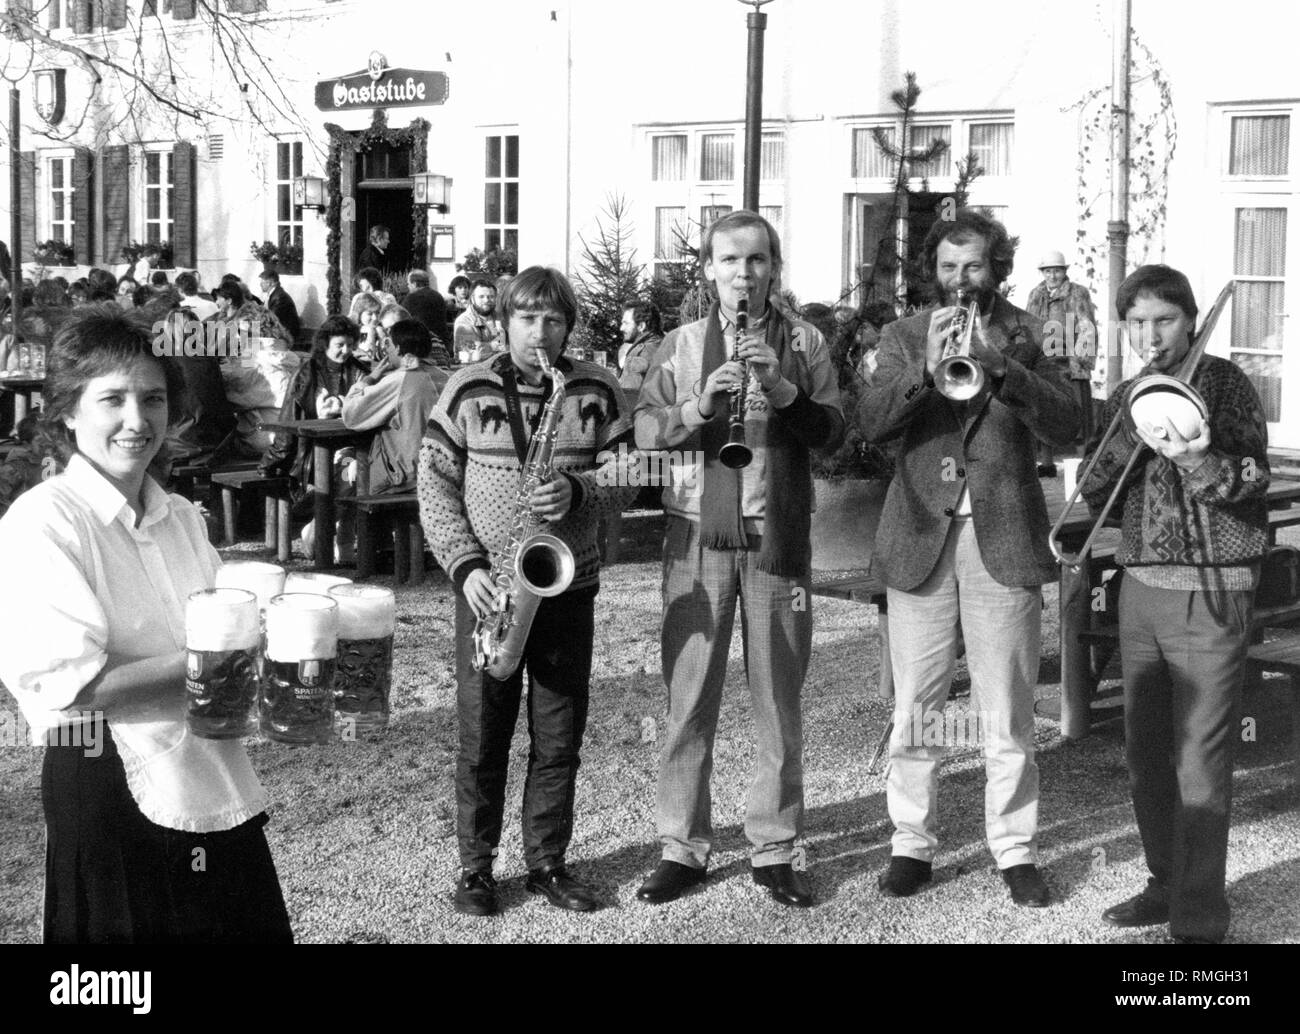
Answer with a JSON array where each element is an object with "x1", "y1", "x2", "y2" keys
[
  {"x1": 453, "y1": 279, "x2": 502, "y2": 361},
  {"x1": 358, "y1": 224, "x2": 392, "y2": 276}
]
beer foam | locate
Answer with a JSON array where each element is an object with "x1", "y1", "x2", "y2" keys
[
  {"x1": 215, "y1": 561, "x2": 286, "y2": 610},
  {"x1": 329, "y1": 585, "x2": 396, "y2": 640},
  {"x1": 283, "y1": 572, "x2": 353, "y2": 596},
  {"x1": 265, "y1": 593, "x2": 338, "y2": 661},
  {"x1": 186, "y1": 588, "x2": 260, "y2": 651}
]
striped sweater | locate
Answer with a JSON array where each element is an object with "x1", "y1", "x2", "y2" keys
[{"x1": 418, "y1": 352, "x2": 636, "y2": 592}]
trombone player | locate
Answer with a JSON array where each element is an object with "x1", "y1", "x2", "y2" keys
[
  {"x1": 1083, "y1": 265, "x2": 1269, "y2": 944},
  {"x1": 859, "y1": 210, "x2": 1080, "y2": 906}
]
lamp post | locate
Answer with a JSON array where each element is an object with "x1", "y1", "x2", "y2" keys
[
  {"x1": 9, "y1": 87, "x2": 21, "y2": 340},
  {"x1": 739, "y1": 0, "x2": 774, "y2": 213},
  {"x1": 1106, "y1": 0, "x2": 1131, "y2": 394}
]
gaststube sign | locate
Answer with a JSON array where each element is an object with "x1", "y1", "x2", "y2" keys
[{"x1": 315, "y1": 52, "x2": 449, "y2": 111}]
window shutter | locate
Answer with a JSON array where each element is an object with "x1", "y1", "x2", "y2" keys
[
  {"x1": 226, "y1": 0, "x2": 267, "y2": 12},
  {"x1": 173, "y1": 0, "x2": 195, "y2": 19},
  {"x1": 72, "y1": 147, "x2": 94, "y2": 264},
  {"x1": 102, "y1": 145, "x2": 131, "y2": 266},
  {"x1": 19, "y1": 151, "x2": 36, "y2": 258},
  {"x1": 73, "y1": 0, "x2": 90, "y2": 33},
  {"x1": 172, "y1": 140, "x2": 197, "y2": 268},
  {"x1": 107, "y1": 0, "x2": 126, "y2": 30}
]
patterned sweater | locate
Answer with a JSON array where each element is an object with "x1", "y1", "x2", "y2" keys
[
  {"x1": 418, "y1": 352, "x2": 636, "y2": 593},
  {"x1": 1080, "y1": 354, "x2": 1270, "y2": 570}
]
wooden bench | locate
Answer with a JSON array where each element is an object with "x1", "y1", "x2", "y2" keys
[
  {"x1": 336, "y1": 493, "x2": 427, "y2": 584},
  {"x1": 209, "y1": 468, "x2": 292, "y2": 562},
  {"x1": 810, "y1": 572, "x2": 892, "y2": 700},
  {"x1": 1244, "y1": 637, "x2": 1300, "y2": 765},
  {"x1": 170, "y1": 458, "x2": 259, "y2": 501}
]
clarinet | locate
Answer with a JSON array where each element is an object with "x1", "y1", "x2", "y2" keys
[{"x1": 719, "y1": 296, "x2": 754, "y2": 469}]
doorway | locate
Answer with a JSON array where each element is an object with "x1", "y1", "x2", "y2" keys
[{"x1": 355, "y1": 140, "x2": 415, "y2": 275}]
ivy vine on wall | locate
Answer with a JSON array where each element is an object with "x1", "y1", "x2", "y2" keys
[
  {"x1": 1065, "y1": 27, "x2": 1177, "y2": 307},
  {"x1": 323, "y1": 110, "x2": 431, "y2": 315}
]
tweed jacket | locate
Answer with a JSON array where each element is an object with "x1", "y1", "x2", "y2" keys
[{"x1": 859, "y1": 294, "x2": 1081, "y2": 590}]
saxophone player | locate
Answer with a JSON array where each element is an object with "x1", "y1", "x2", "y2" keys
[{"x1": 418, "y1": 267, "x2": 635, "y2": 917}]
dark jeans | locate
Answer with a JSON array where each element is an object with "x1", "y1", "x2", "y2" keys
[
  {"x1": 454, "y1": 585, "x2": 596, "y2": 872},
  {"x1": 1118, "y1": 576, "x2": 1252, "y2": 942}
]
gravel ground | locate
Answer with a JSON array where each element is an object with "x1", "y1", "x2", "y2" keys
[{"x1": 2, "y1": 520, "x2": 1298, "y2": 944}]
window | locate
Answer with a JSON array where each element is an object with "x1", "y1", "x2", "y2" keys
[
  {"x1": 851, "y1": 127, "x2": 895, "y2": 178},
  {"x1": 144, "y1": 149, "x2": 174, "y2": 244},
  {"x1": 910, "y1": 124, "x2": 952, "y2": 177},
  {"x1": 651, "y1": 135, "x2": 687, "y2": 182},
  {"x1": 1229, "y1": 114, "x2": 1290, "y2": 177},
  {"x1": 275, "y1": 140, "x2": 303, "y2": 259},
  {"x1": 46, "y1": 154, "x2": 74, "y2": 246},
  {"x1": 760, "y1": 205, "x2": 783, "y2": 235},
  {"x1": 484, "y1": 133, "x2": 519, "y2": 254},
  {"x1": 969, "y1": 122, "x2": 1014, "y2": 177},
  {"x1": 699, "y1": 133, "x2": 734, "y2": 182},
  {"x1": 1231, "y1": 207, "x2": 1287, "y2": 421},
  {"x1": 645, "y1": 126, "x2": 787, "y2": 278}
]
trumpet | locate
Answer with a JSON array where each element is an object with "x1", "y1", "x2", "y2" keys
[
  {"x1": 1048, "y1": 281, "x2": 1234, "y2": 571},
  {"x1": 719, "y1": 296, "x2": 753, "y2": 469},
  {"x1": 935, "y1": 290, "x2": 984, "y2": 401}
]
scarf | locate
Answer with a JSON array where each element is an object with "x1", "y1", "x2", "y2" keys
[{"x1": 698, "y1": 302, "x2": 813, "y2": 577}]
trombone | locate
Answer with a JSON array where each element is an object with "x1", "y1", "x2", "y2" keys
[
  {"x1": 935, "y1": 290, "x2": 984, "y2": 401},
  {"x1": 1048, "y1": 281, "x2": 1235, "y2": 571}
]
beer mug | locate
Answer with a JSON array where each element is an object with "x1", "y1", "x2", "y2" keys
[
  {"x1": 283, "y1": 572, "x2": 352, "y2": 596},
  {"x1": 261, "y1": 593, "x2": 338, "y2": 745},
  {"x1": 329, "y1": 585, "x2": 396, "y2": 737},
  {"x1": 215, "y1": 560, "x2": 286, "y2": 612},
  {"x1": 185, "y1": 588, "x2": 260, "y2": 739}
]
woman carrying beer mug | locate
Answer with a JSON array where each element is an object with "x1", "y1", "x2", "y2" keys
[{"x1": 0, "y1": 306, "x2": 293, "y2": 944}]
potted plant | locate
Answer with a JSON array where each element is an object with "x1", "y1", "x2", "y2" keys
[
  {"x1": 145, "y1": 240, "x2": 175, "y2": 269},
  {"x1": 456, "y1": 246, "x2": 518, "y2": 279},
  {"x1": 250, "y1": 238, "x2": 303, "y2": 276},
  {"x1": 34, "y1": 239, "x2": 75, "y2": 268}
]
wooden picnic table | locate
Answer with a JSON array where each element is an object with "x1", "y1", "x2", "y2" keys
[
  {"x1": 257, "y1": 417, "x2": 373, "y2": 568},
  {"x1": 1053, "y1": 476, "x2": 1300, "y2": 739},
  {"x1": 0, "y1": 375, "x2": 44, "y2": 434}
]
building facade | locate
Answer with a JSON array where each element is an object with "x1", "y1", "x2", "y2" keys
[{"x1": 3, "y1": 0, "x2": 1298, "y2": 445}]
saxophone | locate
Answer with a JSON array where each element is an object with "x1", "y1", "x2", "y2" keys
[{"x1": 471, "y1": 347, "x2": 576, "y2": 679}]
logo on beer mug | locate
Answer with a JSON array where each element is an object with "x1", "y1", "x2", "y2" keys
[{"x1": 261, "y1": 593, "x2": 339, "y2": 745}]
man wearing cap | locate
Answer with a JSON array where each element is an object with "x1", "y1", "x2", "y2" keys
[{"x1": 1027, "y1": 251, "x2": 1098, "y2": 454}]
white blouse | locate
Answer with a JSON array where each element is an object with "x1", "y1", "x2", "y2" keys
[{"x1": 0, "y1": 455, "x2": 267, "y2": 832}]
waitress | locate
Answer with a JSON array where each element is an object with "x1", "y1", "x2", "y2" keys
[{"x1": 0, "y1": 306, "x2": 293, "y2": 943}]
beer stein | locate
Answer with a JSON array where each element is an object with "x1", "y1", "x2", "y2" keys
[
  {"x1": 329, "y1": 585, "x2": 396, "y2": 737},
  {"x1": 185, "y1": 588, "x2": 260, "y2": 739},
  {"x1": 215, "y1": 560, "x2": 286, "y2": 612},
  {"x1": 261, "y1": 593, "x2": 338, "y2": 745}
]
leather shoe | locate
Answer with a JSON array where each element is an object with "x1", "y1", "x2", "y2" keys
[
  {"x1": 1170, "y1": 935, "x2": 1220, "y2": 944},
  {"x1": 878, "y1": 856, "x2": 932, "y2": 897},
  {"x1": 636, "y1": 860, "x2": 707, "y2": 904},
  {"x1": 1102, "y1": 883, "x2": 1170, "y2": 928},
  {"x1": 525, "y1": 865, "x2": 601, "y2": 912},
  {"x1": 753, "y1": 863, "x2": 814, "y2": 908},
  {"x1": 453, "y1": 870, "x2": 499, "y2": 917},
  {"x1": 1001, "y1": 864, "x2": 1051, "y2": 907}
]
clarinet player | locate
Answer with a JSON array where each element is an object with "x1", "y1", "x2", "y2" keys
[
  {"x1": 418, "y1": 267, "x2": 634, "y2": 917},
  {"x1": 633, "y1": 210, "x2": 844, "y2": 908}
]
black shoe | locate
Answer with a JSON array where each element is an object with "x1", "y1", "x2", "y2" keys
[
  {"x1": 1102, "y1": 883, "x2": 1170, "y2": 928},
  {"x1": 524, "y1": 865, "x2": 601, "y2": 912},
  {"x1": 636, "y1": 860, "x2": 707, "y2": 904},
  {"x1": 453, "y1": 870, "x2": 499, "y2": 916},
  {"x1": 1170, "y1": 934, "x2": 1220, "y2": 944},
  {"x1": 877, "y1": 856, "x2": 932, "y2": 897},
  {"x1": 1001, "y1": 864, "x2": 1051, "y2": 907},
  {"x1": 752, "y1": 863, "x2": 814, "y2": 908}
]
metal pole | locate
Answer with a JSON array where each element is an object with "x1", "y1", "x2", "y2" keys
[
  {"x1": 9, "y1": 88, "x2": 21, "y2": 341},
  {"x1": 742, "y1": 7, "x2": 768, "y2": 212},
  {"x1": 1105, "y1": 0, "x2": 1131, "y2": 396}
]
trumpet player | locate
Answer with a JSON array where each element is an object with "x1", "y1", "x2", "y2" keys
[
  {"x1": 418, "y1": 267, "x2": 635, "y2": 917},
  {"x1": 859, "y1": 210, "x2": 1080, "y2": 906},
  {"x1": 1085, "y1": 266, "x2": 1269, "y2": 944},
  {"x1": 633, "y1": 211, "x2": 844, "y2": 907}
]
